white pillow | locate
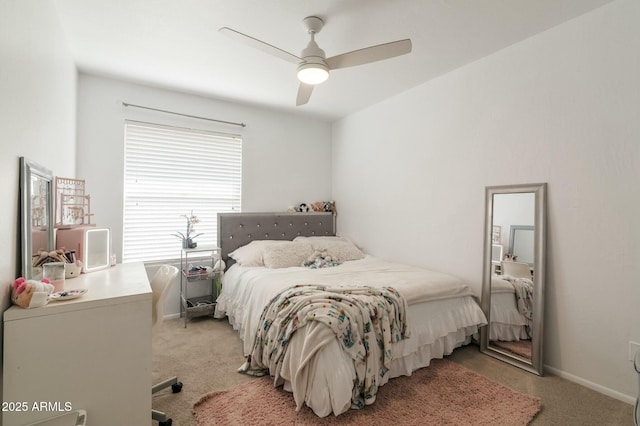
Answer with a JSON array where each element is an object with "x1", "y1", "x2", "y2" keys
[
  {"x1": 294, "y1": 236, "x2": 364, "y2": 262},
  {"x1": 262, "y1": 242, "x2": 314, "y2": 269},
  {"x1": 228, "y1": 240, "x2": 290, "y2": 267}
]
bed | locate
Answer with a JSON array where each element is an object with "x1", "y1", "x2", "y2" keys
[
  {"x1": 214, "y1": 212, "x2": 487, "y2": 417},
  {"x1": 489, "y1": 275, "x2": 532, "y2": 341}
]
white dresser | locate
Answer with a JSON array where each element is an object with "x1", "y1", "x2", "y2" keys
[{"x1": 3, "y1": 262, "x2": 152, "y2": 426}]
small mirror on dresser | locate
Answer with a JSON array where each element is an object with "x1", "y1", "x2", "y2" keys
[
  {"x1": 480, "y1": 183, "x2": 547, "y2": 375},
  {"x1": 20, "y1": 157, "x2": 54, "y2": 280}
]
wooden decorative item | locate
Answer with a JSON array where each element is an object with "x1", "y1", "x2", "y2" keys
[{"x1": 54, "y1": 177, "x2": 94, "y2": 228}]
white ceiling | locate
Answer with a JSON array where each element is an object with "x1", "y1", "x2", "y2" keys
[{"x1": 53, "y1": 0, "x2": 614, "y2": 121}]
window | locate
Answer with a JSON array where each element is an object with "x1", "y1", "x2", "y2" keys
[{"x1": 123, "y1": 121, "x2": 242, "y2": 262}]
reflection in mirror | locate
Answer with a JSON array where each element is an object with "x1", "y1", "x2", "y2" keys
[
  {"x1": 20, "y1": 157, "x2": 54, "y2": 279},
  {"x1": 480, "y1": 183, "x2": 546, "y2": 376},
  {"x1": 510, "y1": 225, "x2": 534, "y2": 266}
]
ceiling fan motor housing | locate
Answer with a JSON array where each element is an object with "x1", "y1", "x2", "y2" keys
[{"x1": 297, "y1": 16, "x2": 329, "y2": 84}]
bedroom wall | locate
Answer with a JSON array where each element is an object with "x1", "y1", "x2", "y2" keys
[
  {"x1": 76, "y1": 74, "x2": 332, "y2": 315},
  {"x1": 0, "y1": 0, "x2": 77, "y2": 413},
  {"x1": 76, "y1": 74, "x2": 332, "y2": 263},
  {"x1": 332, "y1": 0, "x2": 639, "y2": 403}
]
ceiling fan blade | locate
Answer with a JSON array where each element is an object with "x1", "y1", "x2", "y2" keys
[
  {"x1": 326, "y1": 39, "x2": 412, "y2": 70},
  {"x1": 296, "y1": 83, "x2": 314, "y2": 106},
  {"x1": 219, "y1": 27, "x2": 300, "y2": 64}
]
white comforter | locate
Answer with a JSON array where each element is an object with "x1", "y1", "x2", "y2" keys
[
  {"x1": 216, "y1": 255, "x2": 476, "y2": 354},
  {"x1": 215, "y1": 255, "x2": 486, "y2": 416}
]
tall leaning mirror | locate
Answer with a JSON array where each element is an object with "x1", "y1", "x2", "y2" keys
[
  {"x1": 480, "y1": 183, "x2": 547, "y2": 375},
  {"x1": 20, "y1": 157, "x2": 54, "y2": 279}
]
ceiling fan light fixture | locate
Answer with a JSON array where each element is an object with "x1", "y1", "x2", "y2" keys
[
  {"x1": 297, "y1": 62, "x2": 329, "y2": 85},
  {"x1": 221, "y1": 14, "x2": 412, "y2": 105}
]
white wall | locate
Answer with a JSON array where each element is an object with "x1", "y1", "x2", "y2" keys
[
  {"x1": 76, "y1": 74, "x2": 332, "y2": 262},
  {"x1": 0, "y1": 0, "x2": 77, "y2": 407},
  {"x1": 76, "y1": 74, "x2": 332, "y2": 315},
  {"x1": 332, "y1": 0, "x2": 639, "y2": 403}
]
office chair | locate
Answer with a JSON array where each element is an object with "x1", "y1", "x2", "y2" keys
[
  {"x1": 501, "y1": 261, "x2": 532, "y2": 279},
  {"x1": 151, "y1": 265, "x2": 182, "y2": 426}
]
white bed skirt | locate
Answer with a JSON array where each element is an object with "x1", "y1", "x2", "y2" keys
[
  {"x1": 225, "y1": 295, "x2": 485, "y2": 417},
  {"x1": 281, "y1": 323, "x2": 479, "y2": 417},
  {"x1": 490, "y1": 292, "x2": 529, "y2": 341},
  {"x1": 216, "y1": 258, "x2": 487, "y2": 417}
]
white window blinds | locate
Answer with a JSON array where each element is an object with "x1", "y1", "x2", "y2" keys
[{"x1": 123, "y1": 120, "x2": 242, "y2": 263}]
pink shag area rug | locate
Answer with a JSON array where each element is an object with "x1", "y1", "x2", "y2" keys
[{"x1": 193, "y1": 358, "x2": 541, "y2": 425}]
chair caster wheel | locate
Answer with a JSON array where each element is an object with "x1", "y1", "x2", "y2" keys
[
  {"x1": 171, "y1": 382, "x2": 183, "y2": 393},
  {"x1": 159, "y1": 419, "x2": 172, "y2": 426}
]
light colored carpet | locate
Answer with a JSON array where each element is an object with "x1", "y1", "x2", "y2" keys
[
  {"x1": 153, "y1": 317, "x2": 634, "y2": 425},
  {"x1": 193, "y1": 358, "x2": 540, "y2": 425}
]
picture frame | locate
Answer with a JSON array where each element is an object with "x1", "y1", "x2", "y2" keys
[{"x1": 492, "y1": 225, "x2": 501, "y2": 244}]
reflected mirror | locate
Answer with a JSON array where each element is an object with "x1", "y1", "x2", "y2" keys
[
  {"x1": 510, "y1": 225, "x2": 535, "y2": 266},
  {"x1": 20, "y1": 157, "x2": 54, "y2": 279},
  {"x1": 480, "y1": 183, "x2": 546, "y2": 375}
]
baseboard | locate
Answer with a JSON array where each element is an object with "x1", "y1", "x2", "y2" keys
[
  {"x1": 544, "y1": 364, "x2": 636, "y2": 405},
  {"x1": 164, "y1": 313, "x2": 181, "y2": 320}
]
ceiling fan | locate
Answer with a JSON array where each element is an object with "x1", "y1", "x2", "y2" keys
[{"x1": 219, "y1": 16, "x2": 412, "y2": 106}]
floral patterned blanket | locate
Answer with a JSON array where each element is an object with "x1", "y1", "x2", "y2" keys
[
  {"x1": 500, "y1": 276, "x2": 533, "y2": 321},
  {"x1": 500, "y1": 275, "x2": 534, "y2": 336},
  {"x1": 243, "y1": 284, "x2": 410, "y2": 410}
]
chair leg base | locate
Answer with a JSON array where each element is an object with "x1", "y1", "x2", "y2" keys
[
  {"x1": 152, "y1": 409, "x2": 170, "y2": 422},
  {"x1": 152, "y1": 376, "x2": 181, "y2": 424},
  {"x1": 153, "y1": 376, "x2": 183, "y2": 394}
]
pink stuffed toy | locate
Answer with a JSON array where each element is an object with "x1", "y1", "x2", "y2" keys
[{"x1": 11, "y1": 277, "x2": 55, "y2": 309}]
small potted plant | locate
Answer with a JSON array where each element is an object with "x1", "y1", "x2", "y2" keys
[{"x1": 174, "y1": 211, "x2": 203, "y2": 249}]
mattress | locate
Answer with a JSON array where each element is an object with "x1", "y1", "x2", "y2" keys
[{"x1": 215, "y1": 255, "x2": 487, "y2": 416}]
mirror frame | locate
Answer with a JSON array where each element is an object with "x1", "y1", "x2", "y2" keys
[
  {"x1": 480, "y1": 183, "x2": 547, "y2": 375},
  {"x1": 20, "y1": 157, "x2": 54, "y2": 279}
]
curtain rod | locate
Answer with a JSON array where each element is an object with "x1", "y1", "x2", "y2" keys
[{"x1": 122, "y1": 102, "x2": 246, "y2": 128}]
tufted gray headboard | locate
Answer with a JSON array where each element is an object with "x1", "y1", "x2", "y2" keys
[{"x1": 217, "y1": 212, "x2": 336, "y2": 267}]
